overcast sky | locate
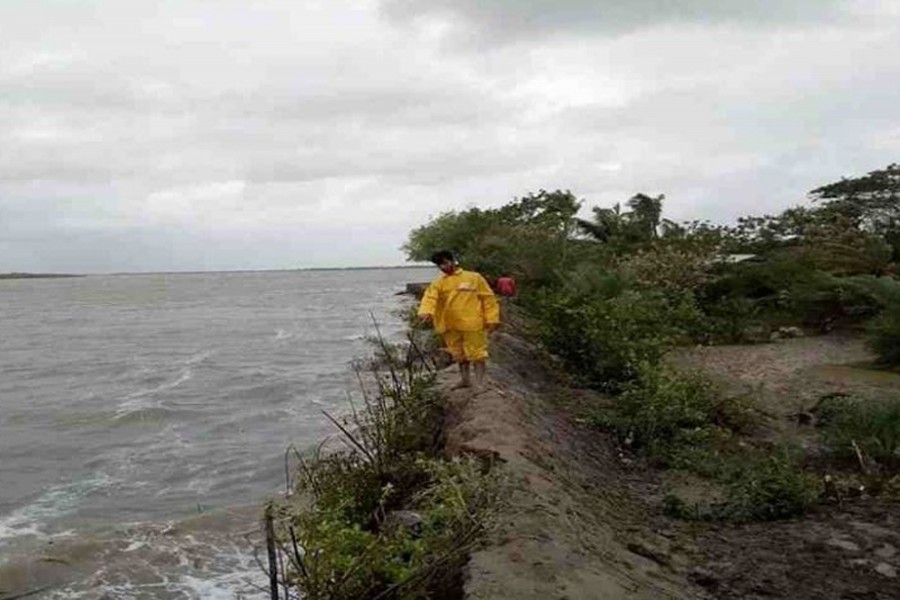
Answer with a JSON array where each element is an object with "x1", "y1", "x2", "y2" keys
[{"x1": 2, "y1": 0, "x2": 898, "y2": 273}]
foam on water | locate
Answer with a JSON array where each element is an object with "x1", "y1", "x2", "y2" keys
[
  {"x1": 3, "y1": 508, "x2": 269, "y2": 599},
  {"x1": 273, "y1": 328, "x2": 294, "y2": 342},
  {"x1": 0, "y1": 473, "x2": 119, "y2": 549},
  {"x1": 115, "y1": 368, "x2": 195, "y2": 418}
]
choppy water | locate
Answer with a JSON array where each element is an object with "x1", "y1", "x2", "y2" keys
[{"x1": 0, "y1": 268, "x2": 431, "y2": 598}]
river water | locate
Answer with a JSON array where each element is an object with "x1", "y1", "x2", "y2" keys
[{"x1": 0, "y1": 268, "x2": 432, "y2": 598}]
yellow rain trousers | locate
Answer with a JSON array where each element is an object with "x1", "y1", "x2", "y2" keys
[{"x1": 417, "y1": 269, "x2": 500, "y2": 362}]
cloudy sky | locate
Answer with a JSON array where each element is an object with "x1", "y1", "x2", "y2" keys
[{"x1": 2, "y1": 0, "x2": 898, "y2": 273}]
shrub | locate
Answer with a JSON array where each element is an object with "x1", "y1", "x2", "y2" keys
[
  {"x1": 615, "y1": 241, "x2": 718, "y2": 301},
  {"x1": 719, "y1": 447, "x2": 821, "y2": 521},
  {"x1": 664, "y1": 447, "x2": 820, "y2": 522},
  {"x1": 817, "y1": 394, "x2": 900, "y2": 470},
  {"x1": 598, "y1": 367, "x2": 720, "y2": 449},
  {"x1": 699, "y1": 260, "x2": 890, "y2": 332},
  {"x1": 278, "y1": 456, "x2": 498, "y2": 600},
  {"x1": 530, "y1": 288, "x2": 696, "y2": 392},
  {"x1": 698, "y1": 296, "x2": 761, "y2": 343},
  {"x1": 592, "y1": 365, "x2": 752, "y2": 458},
  {"x1": 270, "y1": 336, "x2": 498, "y2": 600},
  {"x1": 867, "y1": 304, "x2": 900, "y2": 367}
]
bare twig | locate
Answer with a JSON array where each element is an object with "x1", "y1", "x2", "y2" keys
[
  {"x1": 264, "y1": 504, "x2": 280, "y2": 600},
  {"x1": 323, "y1": 410, "x2": 376, "y2": 464},
  {"x1": 0, "y1": 587, "x2": 53, "y2": 600},
  {"x1": 851, "y1": 439, "x2": 871, "y2": 475}
]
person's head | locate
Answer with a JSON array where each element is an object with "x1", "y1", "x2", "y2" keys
[{"x1": 430, "y1": 250, "x2": 457, "y2": 274}]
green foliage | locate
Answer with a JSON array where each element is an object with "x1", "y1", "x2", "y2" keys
[
  {"x1": 783, "y1": 272, "x2": 884, "y2": 328},
  {"x1": 664, "y1": 447, "x2": 820, "y2": 522},
  {"x1": 586, "y1": 357, "x2": 818, "y2": 523},
  {"x1": 530, "y1": 287, "x2": 694, "y2": 391},
  {"x1": 403, "y1": 208, "x2": 499, "y2": 266},
  {"x1": 402, "y1": 189, "x2": 581, "y2": 284},
  {"x1": 279, "y1": 456, "x2": 498, "y2": 600},
  {"x1": 700, "y1": 259, "x2": 896, "y2": 335},
  {"x1": 793, "y1": 221, "x2": 893, "y2": 276},
  {"x1": 810, "y1": 163, "x2": 900, "y2": 261},
  {"x1": 273, "y1": 337, "x2": 497, "y2": 600},
  {"x1": 699, "y1": 296, "x2": 761, "y2": 344},
  {"x1": 867, "y1": 303, "x2": 900, "y2": 366},
  {"x1": 817, "y1": 394, "x2": 900, "y2": 469},
  {"x1": 595, "y1": 366, "x2": 736, "y2": 451},
  {"x1": 575, "y1": 193, "x2": 666, "y2": 245},
  {"x1": 615, "y1": 240, "x2": 719, "y2": 302},
  {"x1": 719, "y1": 448, "x2": 821, "y2": 521}
]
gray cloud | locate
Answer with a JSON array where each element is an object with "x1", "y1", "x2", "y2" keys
[
  {"x1": 381, "y1": 0, "x2": 850, "y2": 41},
  {"x1": 1, "y1": 1, "x2": 898, "y2": 272}
]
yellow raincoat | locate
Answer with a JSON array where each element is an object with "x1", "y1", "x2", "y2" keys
[{"x1": 417, "y1": 269, "x2": 500, "y2": 334}]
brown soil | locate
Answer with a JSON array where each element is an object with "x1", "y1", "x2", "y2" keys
[
  {"x1": 670, "y1": 334, "x2": 900, "y2": 424},
  {"x1": 442, "y1": 331, "x2": 900, "y2": 599}
]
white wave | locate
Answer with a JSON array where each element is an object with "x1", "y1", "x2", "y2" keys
[
  {"x1": 115, "y1": 368, "x2": 193, "y2": 418},
  {"x1": 40, "y1": 517, "x2": 268, "y2": 600},
  {"x1": 116, "y1": 350, "x2": 211, "y2": 416},
  {"x1": 273, "y1": 328, "x2": 294, "y2": 341},
  {"x1": 184, "y1": 350, "x2": 214, "y2": 365},
  {"x1": 0, "y1": 511, "x2": 42, "y2": 545},
  {"x1": 0, "y1": 473, "x2": 118, "y2": 547}
]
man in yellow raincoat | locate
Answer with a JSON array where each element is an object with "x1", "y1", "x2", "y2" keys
[{"x1": 418, "y1": 250, "x2": 500, "y2": 389}]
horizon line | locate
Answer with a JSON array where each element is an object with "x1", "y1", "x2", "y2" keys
[{"x1": 1, "y1": 264, "x2": 434, "y2": 277}]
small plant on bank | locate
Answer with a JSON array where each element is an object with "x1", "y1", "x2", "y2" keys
[
  {"x1": 276, "y1": 456, "x2": 498, "y2": 600},
  {"x1": 817, "y1": 394, "x2": 900, "y2": 472},
  {"x1": 867, "y1": 303, "x2": 900, "y2": 367},
  {"x1": 591, "y1": 365, "x2": 751, "y2": 457},
  {"x1": 664, "y1": 446, "x2": 820, "y2": 522}
]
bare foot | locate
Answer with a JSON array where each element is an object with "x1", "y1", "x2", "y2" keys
[
  {"x1": 451, "y1": 380, "x2": 472, "y2": 390},
  {"x1": 472, "y1": 382, "x2": 491, "y2": 396}
]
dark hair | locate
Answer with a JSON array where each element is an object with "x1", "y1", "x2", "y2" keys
[{"x1": 430, "y1": 250, "x2": 455, "y2": 265}]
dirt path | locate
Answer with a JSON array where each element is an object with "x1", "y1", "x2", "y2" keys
[{"x1": 441, "y1": 332, "x2": 706, "y2": 600}]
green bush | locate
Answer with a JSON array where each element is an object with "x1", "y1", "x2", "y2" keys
[
  {"x1": 698, "y1": 296, "x2": 761, "y2": 343},
  {"x1": 867, "y1": 304, "x2": 900, "y2": 366},
  {"x1": 699, "y1": 261, "x2": 892, "y2": 333},
  {"x1": 719, "y1": 448, "x2": 820, "y2": 521},
  {"x1": 591, "y1": 365, "x2": 752, "y2": 460},
  {"x1": 817, "y1": 394, "x2": 900, "y2": 469},
  {"x1": 530, "y1": 287, "x2": 696, "y2": 392},
  {"x1": 664, "y1": 447, "x2": 820, "y2": 522},
  {"x1": 279, "y1": 457, "x2": 498, "y2": 600},
  {"x1": 597, "y1": 367, "x2": 720, "y2": 449},
  {"x1": 271, "y1": 337, "x2": 497, "y2": 600}
]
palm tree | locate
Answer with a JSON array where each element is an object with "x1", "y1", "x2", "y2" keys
[
  {"x1": 576, "y1": 203, "x2": 624, "y2": 242},
  {"x1": 626, "y1": 193, "x2": 664, "y2": 240}
]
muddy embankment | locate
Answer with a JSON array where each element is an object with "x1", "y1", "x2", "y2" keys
[{"x1": 441, "y1": 330, "x2": 705, "y2": 600}]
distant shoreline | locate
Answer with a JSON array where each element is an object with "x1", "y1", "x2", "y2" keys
[
  {"x1": 0, "y1": 273, "x2": 84, "y2": 279},
  {"x1": 1, "y1": 265, "x2": 431, "y2": 279},
  {"x1": 111, "y1": 265, "x2": 432, "y2": 275}
]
